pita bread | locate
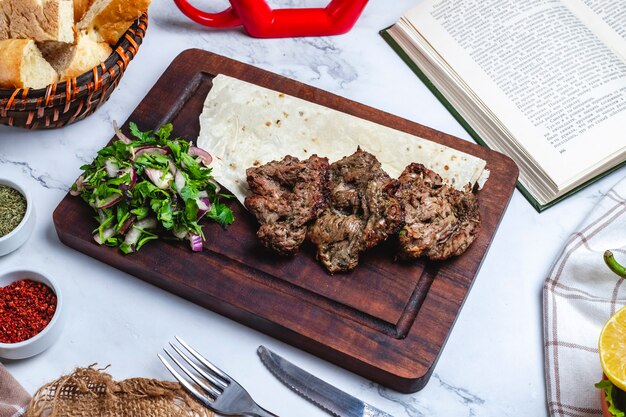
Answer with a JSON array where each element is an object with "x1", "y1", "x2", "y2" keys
[{"x1": 197, "y1": 74, "x2": 488, "y2": 205}]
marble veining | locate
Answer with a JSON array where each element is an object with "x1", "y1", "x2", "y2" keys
[
  {"x1": 0, "y1": 156, "x2": 68, "y2": 192},
  {"x1": 1, "y1": 1, "x2": 625, "y2": 416}
]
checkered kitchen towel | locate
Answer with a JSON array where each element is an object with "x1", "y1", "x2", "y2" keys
[
  {"x1": 0, "y1": 364, "x2": 30, "y2": 417},
  {"x1": 544, "y1": 176, "x2": 626, "y2": 417}
]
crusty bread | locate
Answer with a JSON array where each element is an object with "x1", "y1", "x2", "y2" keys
[
  {"x1": 38, "y1": 41, "x2": 74, "y2": 75},
  {"x1": 62, "y1": 31, "x2": 110, "y2": 79},
  {"x1": 39, "y1": 30, "x2": 111, "y2": 80},
  {"x1": 78, "y1": 0, "x2": 150, "y2": 45},
  {"x1": 73, "y1": 0, "x2": 93, "y2": 23},
  {"x1": 0, "y1": 1, "x2": 8, "y2": 39},
  {"x1": 0, "y1": 0, "x2": 74, "y2": 43},
  {"x1": 0, "y1": 0, "x2": 146, "y2": 89},
  {"x1": 0, "y1": 39, "x2": 58, "y2": 89}
]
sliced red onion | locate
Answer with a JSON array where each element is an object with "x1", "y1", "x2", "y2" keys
[
  {"x1": 124, "y1": 217, "x2": 158, "y2": 247},
  {"x1": 93, "y1": 228, "x2": 115, "y2": 245},
  {"x1": 137, "y1": 217, "x2": 157, "y2": 229},
  {"x1": 113, "y1": 120, "x2": 132, "y2": 144},
  {"x1": 145, "y1": 168, "x2": 173, "y2": 190},
  {"x1": 118, "y1": 215, "x2": 136, "y2": 235},
  {"x1": 119, "y1": 167, "x2": 138, "y2": 193},
  {"x1": 198, "y1": 190, "x2": 208, "y2": 198},
  {"x1": 172, "y1": 226, "x2": 187, "y2": 239},
  {"x1": 129, "y1": 168, "x2": 137, "y2": 187},
  {"x1": 188, "y1": 233, "x2": 203, "y2": 252},
  {"x1": 124, "y1": 227, "x2": 141, "y2": 247},
  {"x1": 70, "y1": 175, "x2": 86, "y2": 196},
  {"x1": 196, "y1": 197, "x2": 212, "y2": 220},
  {"x1": 133, "y1": 146, "x2": 169, "y2": 160},
  {"x1": 168, "y1": 160, "x2": 178, "y2": 175},
  {"x1": 189, "y1": 146, "x2": 213, "y2": 166},
  {"x1": 105, "y1": 159, "x2": 120, "y2": 178},
  {"x1": 94, "y1": 193, "x2": 123, "y2": 209},
  {"x1": 209, "y1": 179, "x2": 221, "y2": 194},
  {"x1": 174, "y1": 170, "x2": 186, "y2": 192}
]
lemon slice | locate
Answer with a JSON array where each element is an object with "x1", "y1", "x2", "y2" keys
[{"x1": 599, "y1": 305, "x2": 626, "y2": 391}]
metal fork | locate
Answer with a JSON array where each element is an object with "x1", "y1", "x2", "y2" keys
[{"x1": 159, "y1": 336, "x2": 279, "y2": 417}]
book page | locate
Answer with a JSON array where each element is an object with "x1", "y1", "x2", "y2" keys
[
  {"x1": 566, "y1": 1, "x2": 626, "y2": 60},
  {"x1": 578, "y1": 1, "x2": 626, "y2": 38},
  {"x1": 405, "y1": 0, "x2": 626, "y2": 186}
]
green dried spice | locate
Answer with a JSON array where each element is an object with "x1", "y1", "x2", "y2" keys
[{"x1": 0, "y1": 185, "x2": 27, "y2": 237}]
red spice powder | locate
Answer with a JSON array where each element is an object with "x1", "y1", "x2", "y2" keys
[{"x1": 0, "y1": 279, "x2": 57, "y2": 344}]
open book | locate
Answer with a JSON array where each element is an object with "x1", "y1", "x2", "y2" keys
[{"x1": 382, "y1": 0, "x2": 626, "y2": 211}]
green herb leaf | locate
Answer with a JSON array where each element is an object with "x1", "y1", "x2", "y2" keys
[
  {"x1": 129, "y1": 122, "x2": 153, "y2": 142},
  {"x1": 131, "y1": 206, "x2": 150, "y2": 220},
  {"x1": 168, "y1": 140, "x2": 182, "y2": 161},
  {"x1": 208, "y1": 202, "x2": 235, "y2": 226},
  {"x1": 596, "y1": 379, "x2": 626, "y2": 417},
  {"x1": 157, "y1": 123, "x2": 173, "y2": 142},
  {"x1": 180, "y1": 184, "x2": 199, "y2": 201}
]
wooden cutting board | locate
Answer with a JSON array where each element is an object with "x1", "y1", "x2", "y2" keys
[{"x1": 53, "y1": 49, "x2": 518, "y2": 393}]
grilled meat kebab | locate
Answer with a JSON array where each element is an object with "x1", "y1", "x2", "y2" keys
[
  {"x1": 245, "y1": 155, "x2": 329, "y2": 256},
  {"x1": 395, "y1": 163, "x2": 480, "y2": 261},
  {"x1": 245, "y1": 150, "x2": 480, "y2": 273},
  {"x1": 307, "y1": 148, "x2": 403, "y2": 273}
]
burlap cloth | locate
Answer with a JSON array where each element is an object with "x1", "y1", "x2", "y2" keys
[{"x1": 0, "y1": 363, "x2": 212, "y2": 417}]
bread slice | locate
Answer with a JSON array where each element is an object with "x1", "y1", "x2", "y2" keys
[
  {"x1": 0, "y1": 39, "x2": 58, "y2": 89},
  {"x1": 77, "y1": 0, "x2": 150, "y2": 45},
  {"x1": 39, "y1": 30, "x2": 111, "y2": 80},
  {"x1": 0, "y1": 0, "x2": 74, "y2": 43}
]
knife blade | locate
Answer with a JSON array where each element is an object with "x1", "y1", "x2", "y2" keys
[{"x1": 257, "y1": 346, "x2": 394, "y2": 417}]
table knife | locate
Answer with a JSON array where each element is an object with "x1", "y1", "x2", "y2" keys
[{"x1": 257, "y1": 346, "x2": 394, "y2": 417}]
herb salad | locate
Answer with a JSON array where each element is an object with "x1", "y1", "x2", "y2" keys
[{"x1": 71, "y1": 122, "x2": 234, "y2": 253}]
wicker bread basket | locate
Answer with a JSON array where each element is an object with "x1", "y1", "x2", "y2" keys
[{"x1": 0, "y1": 13, "x2": 148, "y2": 129}]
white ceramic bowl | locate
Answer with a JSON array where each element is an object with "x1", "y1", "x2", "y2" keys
[
  {"x1": 0, "y1": 269, "x2": 64, "y2": 360},
  {"x1": 0, "y1": 179, "x2": 35, "y2": 256}
]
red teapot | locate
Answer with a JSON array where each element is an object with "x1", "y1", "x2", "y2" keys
[{"x1": 173, "y1": 0, "x2": 369, "y2": 38}]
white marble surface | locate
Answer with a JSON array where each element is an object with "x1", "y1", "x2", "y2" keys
[{"x1": 1, "y1": 1, "x2": 623, "y2": 416}]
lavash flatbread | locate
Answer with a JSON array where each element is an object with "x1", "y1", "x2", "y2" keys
[{"x1": 197, "y1": 74, "x2": 488, "y2": 205}]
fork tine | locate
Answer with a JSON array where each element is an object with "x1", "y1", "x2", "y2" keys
[
  {"x1": 163, "y1": 348, "x2": 222, "y2": 399},
  {"x1": 170, "y1": 342, "x2": 228, "y2": 390},
  {"x1": 157, "y1": 353, "x2": 211, "y2": 406},
  {"x1": 175, "y1": 336, "x2": 230, "y2": 382},
  {"x1": 160, "y1": 339, "x2": 279, "y2": 417}
]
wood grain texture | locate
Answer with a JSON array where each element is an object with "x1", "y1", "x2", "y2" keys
[{"x1": 52, "y1": 49, "x2": 519, "y2": 393}]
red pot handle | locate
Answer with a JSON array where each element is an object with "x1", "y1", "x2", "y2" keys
[
  {"x1": 173, "y1": 0, "x2": 369, "y2": 38},
  {"x1": 173, "y1": 0, "x2": 242, "y2": 28}
]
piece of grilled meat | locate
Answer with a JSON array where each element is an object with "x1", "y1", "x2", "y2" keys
[
  {"x1": 395, "y1": 163, "x2": 480, "y2": 261},
  {"x1": 245, "y1": 155, "x2": 329, "y2": 256},
  {"x1": 307, "y1": 148, "x2": 403, "y2": 274}
]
